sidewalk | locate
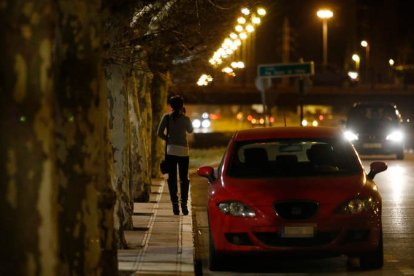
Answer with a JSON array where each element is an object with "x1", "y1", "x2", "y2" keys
[{"x1": 118, "y1": 178, "x2": 195, "y2": 275}]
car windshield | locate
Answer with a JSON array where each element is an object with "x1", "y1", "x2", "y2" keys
[
  {"x1": 347, "y1": 105, "x2": 399, "y2": 124},
  {"x1": 227, "y1": 138, "x2": 361, "y2": 178}
]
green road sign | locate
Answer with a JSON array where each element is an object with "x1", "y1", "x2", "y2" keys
[{"x1": 258, "y1": 62, "x2": 314, "y2": 77}]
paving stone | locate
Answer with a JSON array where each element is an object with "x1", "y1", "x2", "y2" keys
[
  {"x1": 117, "y1": 179, "x2": 194, "y2": 275},
  {"x1": 124, "y1": 230, "x2": 147, "y2": 248},
  {"x1": 132, "y1": 215, "x2": 151, "y2": 229}
]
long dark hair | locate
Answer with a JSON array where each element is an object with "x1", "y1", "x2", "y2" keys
[{"x1": 169, "y1": 95, "x2": 184, "y2": 119}]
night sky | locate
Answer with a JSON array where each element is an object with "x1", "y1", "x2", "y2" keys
[{"x1": 255, "y1": 0, "x2": 414, "y2": 71}]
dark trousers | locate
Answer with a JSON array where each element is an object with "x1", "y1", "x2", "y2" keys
[{"x1": 166, "y1": 155, "x2": 190, "y2": 205}]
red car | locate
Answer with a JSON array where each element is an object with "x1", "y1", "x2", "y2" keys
[{"x1": 197, "y1": 127, "x2": 387, "y2": 271}]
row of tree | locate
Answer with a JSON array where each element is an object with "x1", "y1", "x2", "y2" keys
[{"x1": 0, "y1": 0, "x2": 266, "y2": 274}]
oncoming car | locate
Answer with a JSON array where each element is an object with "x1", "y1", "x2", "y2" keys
[
  {"x1": 197, "y1": 127, "x2": 387, "y2": 271},
  {"x1": 191, "y1": 112, "x2": 211, "y2": 132},
  {"x1": 344, "y1": 102, "x2": 405, "y2": 159}
]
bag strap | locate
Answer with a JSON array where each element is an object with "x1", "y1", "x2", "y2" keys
[{"x1": 164, "y1": 114, "x2": 169, "y2": 158}]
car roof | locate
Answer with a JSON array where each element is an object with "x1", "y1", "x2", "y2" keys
[
  {"x1": 232, "y1": 127, "x2": 342, "y2": 142},
  {"x1": 352, "y1": 101, "x2": 397, "y2": 108}
]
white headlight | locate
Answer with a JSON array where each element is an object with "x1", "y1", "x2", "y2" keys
[
  {"x1": 344, "y1": 130, "x2": 358, "y2": 141},
  {"x1": 218, "y1": 201, "x2": 256, "y2": 217},
  {"x1": 301, "y1": 119, "x2": 308, "y2": 126},
  {"x1": 342, "y1": 197, "x2": 376, "y2": 214},
  {"x1": 201, "y1": 119, "x2": 211, "y2": 128},
  {"x1": 192, "y1": 119, "x2": 201, "y2": 128},
  {"x1": 386, "y1": 130, "x2": 403, "y2": 142}
]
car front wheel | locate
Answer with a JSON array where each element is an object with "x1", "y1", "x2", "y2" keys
[
  {"x1": 209, "y1": 229, "x2": 227, "y2": 271},
  {"x1": 359, "y1": 231, "x2": 384, "y2": 270}
]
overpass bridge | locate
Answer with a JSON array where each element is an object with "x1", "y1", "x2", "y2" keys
[{"x1": 177, "y1": 84, "x2": 414, "y2": 119}]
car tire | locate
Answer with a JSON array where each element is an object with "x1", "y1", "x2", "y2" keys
[
  {"x1": 359, "y1": 231, "x2": 384, "y2": 270},
  {"x1": 208, "y1": 229, "x2": 228, "y2": 271}
]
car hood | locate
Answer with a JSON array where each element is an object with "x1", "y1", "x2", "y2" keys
[
  {"x1": 347, "y1": 120, "x2": 400, "y2": 133},
  {"x1": 219, "y1": 173, "x2": 368, "y2": 206}
]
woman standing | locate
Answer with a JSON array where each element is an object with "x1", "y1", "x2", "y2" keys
[{"x1": 157, "y1": 95, "x2": 193, "y2": 215}]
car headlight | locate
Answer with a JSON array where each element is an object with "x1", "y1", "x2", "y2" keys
[
  {"x1": 301, "y1": 119, "x2": 308, "y2": 127},
  {"x1": 344, "y1": 130, "x2": 358, "y2": 141},
  {"x1": 386, "y1": 130, "x2": 403, "y2": 142},
  {"x1": 192, "y1": 119, "x2": 201, "y2": 128},
  {"x1": 340, "y1": 197, "x2": 377, "y2": 214},
  {"x1": 218, "y1": 201, "x2": 256, "y2": 217},
  {"x1": 201, "y1": 119, "x2": 211, "y2": 128}
]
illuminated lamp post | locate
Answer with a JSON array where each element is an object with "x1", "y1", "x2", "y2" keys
[
  {"x1": 360, "y1": 40, "x2": 370, "y2": 83},
  {"x1": 352, "y1": 54, "x2": 360, "y2": 71},
  {"x1": 317, "y1": 9, "x2": 333, "y2": 67},
  {"x1": 388, "y1": 58, "x2": 395, "y2": 84}
]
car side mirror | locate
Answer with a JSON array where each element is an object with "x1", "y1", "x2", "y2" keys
[
  {"x1": 197, "y1": 166, "x2": 216, "y2": 182},
  {"x1": 367, "y1": 161, "x2": 387, "y2": 180}
]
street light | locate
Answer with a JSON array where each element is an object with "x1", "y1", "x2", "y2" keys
[
  {"x1": 360, "y1": 40, "x2": 368, "y2": 47},
  {"x1": 360, "y1": 40, "x2": 370, "y2": 82},
  {"x1": 204, "y1": 6, "x2": 266, "y2": 84},
  {"x1": 388, "y1": 59, "x2": 395, "y2": 84},
  {"x1": 257, "y1": 7, "x2": 266, "y2": 16},
  {"x1": 352, "y1": 53, "x2": 360, "y2": 71},
  {"x1": 317, "y1": 9, "x2": 333, "y2": 66}
]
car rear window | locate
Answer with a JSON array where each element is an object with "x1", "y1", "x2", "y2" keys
[{"x1": 227, "y1": 138, "x2": 361, "y2": 178}]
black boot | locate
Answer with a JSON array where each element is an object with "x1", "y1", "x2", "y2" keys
[
  {"x1": 181, "y1": 202, "x2": 189, "y2": 216},
  {"x1": 172, "y1": 203, "x2": 180, "y2": 215}
]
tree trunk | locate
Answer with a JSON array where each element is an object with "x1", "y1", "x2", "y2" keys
[
  {"x1": 106, "y1": 64, "x2": 133, "y2": 249},
  {"x1": 128, "y1": 58, "x2": 153, "y2": 202},
  {"x1": 0, "y1": 1, "x2": 59, "y2": 275},
  {"x1": 54, "y1": 1, "x2": 117, "y2": 274},
  {"x1": 151, "y1": 72, "x2": 170, "y2": 178},
  {"x1": 135, "y1": 63, "x2": 153, "y2": 200}
]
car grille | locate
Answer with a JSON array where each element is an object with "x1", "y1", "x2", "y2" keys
[
  {"x1": 358, "y1": 133, "x2": 384, "y2": 141},
  {"x1": 254, "y1": 231, "x2": 338, "y2": 247},
  {"x1": 274, "y1": 201, "x2": 319, "y2": 220}
]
